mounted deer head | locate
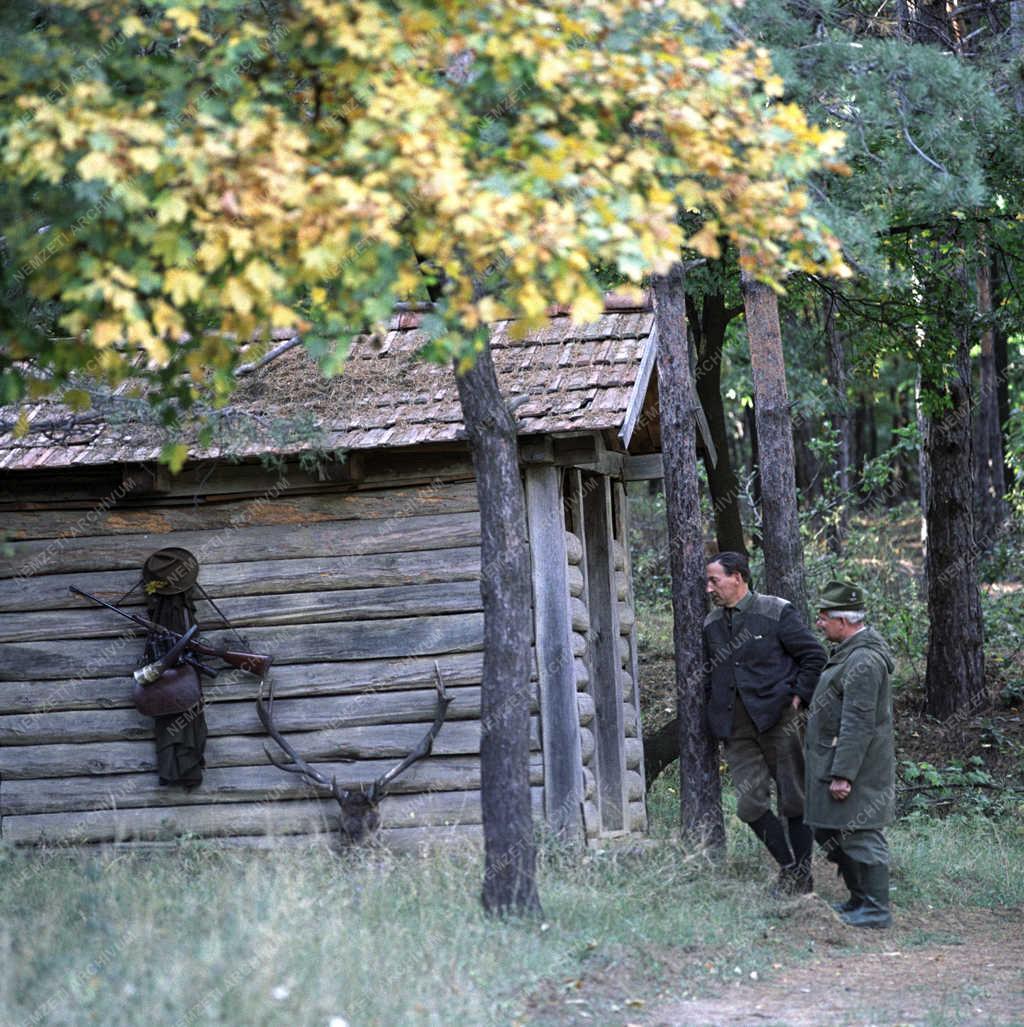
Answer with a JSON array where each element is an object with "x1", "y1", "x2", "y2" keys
[{"x1": 256, "y1": 665, "x2": 452, "y2": 845}]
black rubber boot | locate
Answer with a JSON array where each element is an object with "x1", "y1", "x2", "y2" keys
[
  {"x1": 840, "y1": 862, "x2": 892, "y2": 929},
  {"x1": 747, "y1": 811, "x2": 793, "y2": 867},
  {"x1": 831, "y1": 853, "x2": 864, "y2": 913},
  {"x1": 786, "y1": 816, "x2": 814, "y2": 891}
]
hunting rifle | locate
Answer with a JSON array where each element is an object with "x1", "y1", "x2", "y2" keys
[{"x1": 70, "y1": 585, "x2": 273, "y2": 678}]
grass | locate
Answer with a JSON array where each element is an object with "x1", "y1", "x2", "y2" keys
[{"x1": 4, "y1": 785, "x2": 1024, "y2": 1027}]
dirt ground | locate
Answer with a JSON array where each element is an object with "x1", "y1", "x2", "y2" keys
[{"x1": 646, "y1": 900, "x2": 1024, "y2": 1027}]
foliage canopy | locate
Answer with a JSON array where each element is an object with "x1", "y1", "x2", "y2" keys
[{"x1": 2, "y1": 0, "x2": 849, "y2": 412}]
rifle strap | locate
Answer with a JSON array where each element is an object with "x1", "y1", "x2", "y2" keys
[
  {"x1": 115, "y1": 577, "x2": 145, "y2": 606},
  {"x1": 194, "y1": 581, "x2": 249, "y2": 649}
]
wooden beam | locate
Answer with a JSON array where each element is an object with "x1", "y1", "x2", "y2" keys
[
  {"x1": 614, "y1": 480, "x2": 648, "y2": 803},
  {"x1": 581, "y1": 472, "x2": 627, "y2": 831},
  {"x1": 619, "y1": 327, "x2": 658, "y2": 450},
  {"x1": 524, "y1": 465, "x2": 584, "y2": 843},
  {"x1": 0, "y1": 717, "x2": 542, "y2": 779},
  {"x1": 622, "y1": 453, "x2": 664, "y2": 481}
]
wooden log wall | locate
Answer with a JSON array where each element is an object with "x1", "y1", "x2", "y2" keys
[{"x1": 0, "y1": 451, "x2": 545, "y2": 851}]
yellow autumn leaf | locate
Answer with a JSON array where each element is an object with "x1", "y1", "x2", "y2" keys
[
  {"x1": 570, "y1": 290, "x2": 604, "y2": 325},
  {"x1": 270, "y1": 303, "x2": 297, "y2": 327},
  {"x1": 244, "y1": 260, "x2": 283, "y2": 295},
  {"x1": 129, "y1": 147, "x2": 161, "y2": 172},
  {"x1": 92, "y1": 320, "x2": 122, "y2": 347},
  {"x1": 166, "y1": 7, "x2": 199, "y2": 30},
  {"x1": 162, "y1": 442, "x2": 190, "y2": 474},
  {"x1": 12, "y1": 410, "x2": 30, "y2": 439},
  {"x1": 223, "y1": 277, "x2": 254, "y2": 316},
  {"x1": 78, "y1": 152, "x2": 119, "y2": 182},
  {"x1": 155, "y1": 194, "x2": 189, "y2": 225},
  {"x1": 163, "y1": 269, "x2": 204, "y2": 305},
  {"x1": 197, "y1": 237, "x2": 228, "y2": 272},
  {"x1": 152, "y1": 300, "x2": 184, "y2": 337}
]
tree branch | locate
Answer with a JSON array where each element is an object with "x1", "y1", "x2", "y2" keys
[{"x1": 235, "y1": 336, "x2": 302, "y2": 377}]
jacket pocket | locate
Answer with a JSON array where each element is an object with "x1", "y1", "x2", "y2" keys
[{"x1": 815, "y1": 739, "x2": 837, "y2": 782}]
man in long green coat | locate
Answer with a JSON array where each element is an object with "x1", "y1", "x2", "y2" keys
[{"x1": 806, "y1": 581, "x2": 896, "y2": 928}]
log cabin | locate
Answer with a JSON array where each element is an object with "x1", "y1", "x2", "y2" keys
[{"x1": 0, "y1": 296, "x2": 665, "y2": 853}]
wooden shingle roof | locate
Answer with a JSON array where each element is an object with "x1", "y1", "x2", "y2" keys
[{"x1": 0, "y1": 299, "x2": 656, "y2": 471}]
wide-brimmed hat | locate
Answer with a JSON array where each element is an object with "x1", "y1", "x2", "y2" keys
[
  {"x1": 817, "y1": 580, "x2": 866, "y2": 610},
  {"x1": 142, "y1": 547, "x2": 199, "y2": 596}
]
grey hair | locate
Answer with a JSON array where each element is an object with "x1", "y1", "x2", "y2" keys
[{"x1": 826, "y1": 609, "x2": 866, "y2": 624}]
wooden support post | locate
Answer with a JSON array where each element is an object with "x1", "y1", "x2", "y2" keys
[
  {"x1": 524, "y1": 465, "x2": 584, "y2": 842},
  {"x1": 581, "y1": 472, "x2": 627, "y2": 831},
  {"x1": 614, "y1": 480, "x2": 647, "y2": 800}
]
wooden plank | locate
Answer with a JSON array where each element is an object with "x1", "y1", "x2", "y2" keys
[
  {"x1": 621, "y1": 453, "x2": 664, "y2": 481},
  {"x1": 0, "y1": 452, "x2": 474, "y2": 504},
  {"x1": 0, "y1": 581, "x2": 484, "y2": 643},
  {"x1": 1, "y1": 756, "x2": 545, "y2": 815},
  {"x1": 0, "y1": 652, "x2": 492, "y2": 715},
  {"x1": 0, "y1": 786, "x2": 546, "y2": 845},
  {"x1": 619, "y1": 329, "x2": 657, "y2": 450},
  {"x1": 0, "y1": 717, "x2": 542, "y2": 779},
  {"x1": 0, "y1": 612, "x2": 485, "y2": 680},
  {"x1": 0, "y1": 509, "x2": 480, "y2": 578},
  {"x1": 582, "y1": 472, "x2": 627, "y2": 832},
  {"x1": 1, "y1": 481, "x2": 480, "y2": 541},
  {"x1": 154, "y1": 824, "x2": 485, "y2": 854},
  {"x1": 524, "y1": 465, "x2": 583, "y2": 842},
  {"x1": 615, "y1": 480, "x2": 646, "y2": 795},
  {"x1": 0, "y1": 685, "x2": 510, "y2": 746},
  {"x1": 0, "y1": 547, "x2": 481, "y2": 614}
]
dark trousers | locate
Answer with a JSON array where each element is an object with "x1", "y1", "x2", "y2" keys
[{"x1": 724, "y1": 699, "x2": 805, "y2": 823}]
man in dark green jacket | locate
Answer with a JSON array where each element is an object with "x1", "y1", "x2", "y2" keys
[
  {"x1": 807, "y1": 580, "x2": 896, "y2": 929},
  {"x1": 705, "y1": 552, "x2": 826, "y2": 895}
]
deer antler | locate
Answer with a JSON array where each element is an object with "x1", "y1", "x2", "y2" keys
[
  {"x1": 256, "y1": 664, "x2": 452, "y2": 843},
  {"x1": 256, "y1": 676, "x2": 348, "y2": 799},
  {"x1": 367, "y1": 662, "x2": 453, "y2": 803}
]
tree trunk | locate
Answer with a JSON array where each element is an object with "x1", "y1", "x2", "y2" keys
[
  {"x1": 653, "y1": 263, "x2": 725, "y2": 853},
  {"x1": 994, "y1": 319, "x2": 1012, "y2": 492},
  {"x1": 915, "y1": 366, "x2": 930, "y2": 549},
  {"x1": 745, "y1": 401, "x2": 762, "y2": 516},
  {"x1": 825, "y1": 295, "x2": 850, "y2": 553},
  {"x1": 922, "y1": 329, "x2": 987, "y2": 720},
  {"x1": 974, "y1": 245, "x2": 1006, "y2": 543},
  {"x1": 910, "y1": 0, "x2": 955, "y2": 46},
  {"x1": 740, "y1": 270, "x2": 809, "y2": 616},
  {"x1": 1014, "y1": 2, "x2": 1024, "y2": 116},
  {"x1": 689, "y1": 291, "x2": 747, "y2": 555},
  {"x1": 454, "y1": 341, "x2": 542, "y2": 918}
]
